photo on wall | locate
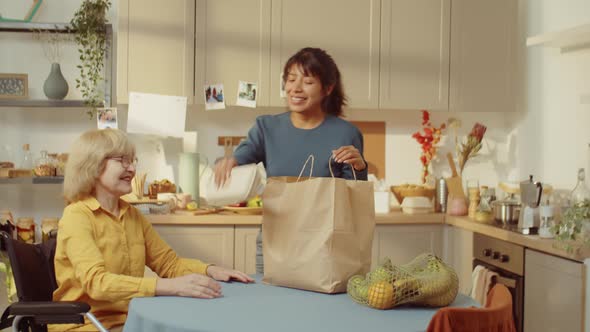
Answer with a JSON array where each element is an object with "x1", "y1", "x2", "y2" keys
[
  {"x1": 0, "y1": 73, "x2": 28, "y2": 99},
  {"x1": 236, "y1": 81, "x2": 257, "y2": 108},
  {"x1": 97, "y1": 107, "x2": 118, "y2": 129},
  {"x1": 204, "y1": 83, "x2": 225, "y2": 110}
]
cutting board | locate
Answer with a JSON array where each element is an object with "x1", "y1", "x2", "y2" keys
[
  {"x1": 351, "y1": 121, "x2": 385, "y2": 179},
  {"x1": 445, "y1": 153, "x2": 465, "y2": 198},
  {"x1": 0, "y1": 168, "x2": 33, "y2": 178}
]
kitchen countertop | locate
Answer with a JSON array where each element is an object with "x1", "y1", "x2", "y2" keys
[
  {"x1": 145, "y1": 211, "x2": 588, "y2": 263},
  {"x1": 446, "y1": 215, "x2": 589, "y2": 263},
  {"x1": 146, "y1": 210, "x2": 445, "y2": 226}
]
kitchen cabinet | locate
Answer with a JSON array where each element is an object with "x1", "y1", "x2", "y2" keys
[
  {"x1": 524, "y1": 249, "x2": 584, "y2": 332},
  {"x1": 117, "y1": 0, "x2": 195, "y2": 104},
  {"x1": 153, "y1": 224, "x2": 234, "y2": 268},
  {"x1": 371, "y1": 224, "x2": 443, "y2": 268},
  {"x1": 234, "y1": 225, "x2": 260, "y2": 275},
  {"x1": 449, "y1": 0, "x2": 517, "y2": 113},
  {"x1": 442, "y1": 225, "x2": 473, "y2": 295},
  {"x1": 269, "y1": 0, "x2": 380, "y2": 108},
  {"x1": 379, "y1": 0, "x2": 450, "y2": 111},
  {"x1": 194, "y1": 0, "x2": 271, "y2": 106}
]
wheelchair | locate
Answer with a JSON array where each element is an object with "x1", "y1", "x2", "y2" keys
[{"x1": 0, "y1": 231, "x2": 108, "y2": 332}]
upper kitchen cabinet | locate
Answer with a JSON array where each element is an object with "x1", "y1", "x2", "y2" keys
[
  {"x1": 195, "y1": 0, "x2": 271, "y2": 106},
  {"x1": 269, "y1": 0, "x2": 380, "y2": 108},
  {"x1": 449, "y1": 0, "x2": 517, "y2": 113},
  {"x1": 379, "y1": 0, "x2": 450, "y2": 111},
  {"x1": 117, "y1": 0, "x2": 195, "y2": 104}
]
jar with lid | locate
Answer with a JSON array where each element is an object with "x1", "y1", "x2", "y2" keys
[
  {"x1": 16, "y1": 217, "x2": 35, "y2": 244},
  {"x1": 54, "y1": 153, "x2": 68, "y2": 177},
  {"x1": 34, "y1": 150, "x2": 56, "y2": 177},
  {"x1": 41, "y1": 218, "x2": 59, "y2": 242}
]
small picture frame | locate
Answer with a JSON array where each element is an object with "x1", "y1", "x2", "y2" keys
[
  {"x1": 97, "y1": 107, "x2": 118, "y2": 129},
  {"x1": 204, "y1": 83, "x2": 225, "y2": 110},
  {"x1": 0, "y1": 74, "x2": 28, "y2": 99},
  {"x1": 236, "y1": 81, "x2": 257, "y2": 108}
]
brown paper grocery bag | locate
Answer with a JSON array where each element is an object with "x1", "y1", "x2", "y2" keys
[{"x1": 262, "y1": 155, "x2": 375, "y2": 293}]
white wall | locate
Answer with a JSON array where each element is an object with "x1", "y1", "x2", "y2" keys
[
  {"x1": 0, "y1": 0, "x2": 519, "y2": 223},
  {"x1": 522, "y1": 0, "x2": 590, "y2": 193}
]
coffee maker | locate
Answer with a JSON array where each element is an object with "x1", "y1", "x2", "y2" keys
[{"x1": 517, "y1": 175, "x2": 543, "y2": 234}]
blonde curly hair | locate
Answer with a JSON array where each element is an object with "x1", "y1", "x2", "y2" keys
[{"x1": 63, "y1": 129, "x2": 135, "y2": 203}]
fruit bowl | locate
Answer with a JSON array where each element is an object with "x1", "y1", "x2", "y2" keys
[{"x1": 390, "y1": 184, "x2": 435, "y2": 204}]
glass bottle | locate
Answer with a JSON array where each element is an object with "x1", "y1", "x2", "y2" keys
[
  {"x1": 20, "y1": 144, "x2": 33, "y2": 169},
  {"x1": 571, "y1": 168, "x2": 590, "y2": 205}
]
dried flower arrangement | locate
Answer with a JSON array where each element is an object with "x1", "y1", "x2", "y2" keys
[{"x1": 412, "y1": 110, "x2": 446, "y2": 184}]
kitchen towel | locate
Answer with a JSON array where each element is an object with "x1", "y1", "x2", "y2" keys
[
  {"x1": 470, "y1": 265, "x2": 487, "y2": 304},
  {"x1": 262, "y1": 155, "x2": 375, "y2": 293},
  {"x1": 482, "y1": 270, "x2": 499, "y2": 305}
]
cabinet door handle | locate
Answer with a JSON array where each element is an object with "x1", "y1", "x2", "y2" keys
[{"x1": 495, "y1": 275, "x2": 517, "y2": 289}]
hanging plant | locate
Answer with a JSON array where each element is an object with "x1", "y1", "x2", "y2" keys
[{"x1": 70, "y1": 0, "x2": 111, "y2": 117}]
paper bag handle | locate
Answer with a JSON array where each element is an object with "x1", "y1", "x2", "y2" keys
[
  {"x1": 296, "y1": 155, "x2": 315, "y2": 181},
  {"x1": 328, "y1": 156, "x2": 357, "y2": 181}
]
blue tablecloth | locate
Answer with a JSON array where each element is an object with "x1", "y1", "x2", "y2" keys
[{"x1": 124, "y1": 275, "x2": 478, "y2": 332}]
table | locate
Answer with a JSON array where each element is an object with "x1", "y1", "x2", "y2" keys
[{"x1": 124, "y1": 275, "x2": 478, "y2": 332}]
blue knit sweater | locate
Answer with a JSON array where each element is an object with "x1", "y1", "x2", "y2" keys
[{"x1": 233, "y1": 112, "x2": 368, "y2": 180}]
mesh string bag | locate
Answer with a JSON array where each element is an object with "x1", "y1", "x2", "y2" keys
[{"x1": 347, "y1": 253, "x2": 459, "y2": 310}]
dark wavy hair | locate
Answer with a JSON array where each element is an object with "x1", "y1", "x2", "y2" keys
[{"x1": 282, "y1": 47, "x2": 347, "y2": 117}]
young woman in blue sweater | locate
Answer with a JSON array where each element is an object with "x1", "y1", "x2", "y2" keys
[{"x1": 214, "y1": 47, "x2": 368, "y2": 273}]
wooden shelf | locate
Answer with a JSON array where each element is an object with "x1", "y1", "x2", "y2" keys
[
  {"x1": 0, "y1": 100, "x2": 101, "y2": 108},
  {"x1": 0, "y1": 22, "x2": 72, "y2": 33},
  {"x1": 0, "y1": 22, "x2": 113, "y2": 108},
  {"x1": 527, "y1": 23, "x2": 590, "y2": 52},
  {"x1": 0, "y1": 22, "x2": 113, "y2": 34},
  {"x1": 0, "y1": 176, "x2": 63, "y2": 185}
]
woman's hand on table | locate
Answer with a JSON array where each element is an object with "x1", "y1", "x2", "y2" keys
[
  {"x1": 332, "y1": 146, "x2": 366, "y2": 171},
  {"x1": 206, "y1": 265, "x2": 255, "y2": 283},
  {"x1": 213, "y1": 157, "x2": 238, "y2": 188},
  {"x1": 156, "y1": 274, "x2": 222, "y2": 299}
]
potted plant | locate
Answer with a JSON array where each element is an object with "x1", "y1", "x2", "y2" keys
[
  {"x1": 553, "y1": 199, "x2": 590, "y2": 253},
  {"x1": 70, "y1": 0, "x2": 111, "y2": 117}
]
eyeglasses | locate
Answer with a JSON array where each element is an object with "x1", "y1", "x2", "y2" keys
[{"x1": 108, "y1": 156, "x2": 138, "y2": 168}]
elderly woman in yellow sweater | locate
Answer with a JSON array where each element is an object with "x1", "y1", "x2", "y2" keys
[{"x1": 52, "y1": 129, "x2": 253, "y2": 331}]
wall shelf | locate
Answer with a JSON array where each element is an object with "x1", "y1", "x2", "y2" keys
[
  {"x1": 0, "y1": 176, "x2": 64, "y2": 185},
  {"x1": 526, "y1": 23, "x2": 590, "y2": 52},
  {"x1": 0, "y1": 22, "x2": 72, "y2": 33},
  {"x1": 0, "y1": 100, "x2": 103, "y2": 108},
  {"x1": 0, "y1": 22, "x2": 113, "y2": 107}
]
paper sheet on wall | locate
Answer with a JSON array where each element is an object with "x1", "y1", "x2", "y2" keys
[{"x1": 127, "y1": 92, "x2": 187, "y2": 138}]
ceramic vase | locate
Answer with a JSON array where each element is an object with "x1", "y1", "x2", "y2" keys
[{"x1": 43, "y1": 63, "x2": 68, "y2": 100}]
